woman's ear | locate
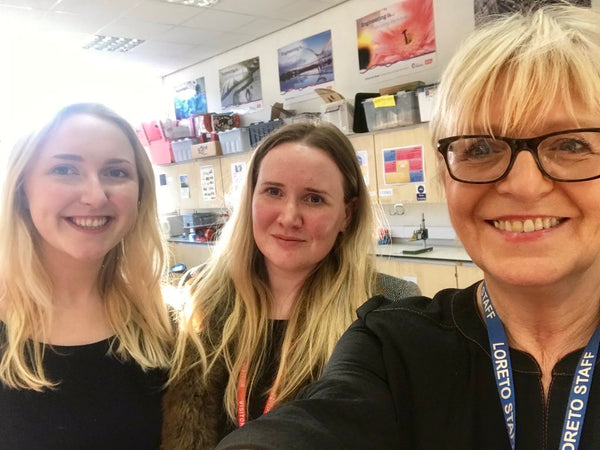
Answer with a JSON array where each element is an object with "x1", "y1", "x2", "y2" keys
[{"x1": 341, "y1": 197, "x2": 357, "y2": 232}]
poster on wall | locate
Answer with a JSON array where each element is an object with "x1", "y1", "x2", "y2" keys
[
  {"x1": 278, "y1": 30, "x2": 334, "y2": 101},
  {"x1": 381, "y1": 145, "x2": 424, "y2": 185},
  {"x1": 173, "y1": 77, "x2": 207, "y2": 120},
  {"x1": 475, "y1": 0, "x2": 590, "y2": 23},
  {"x1": 356, "y1": 0, "x2": 436, "y2": 81},
  {"x1": 179, "y1": 174, "x2": 190, "y2": 199},
  {"x1": 219, "y1": 57, "x2": 263, "y2": 114}
]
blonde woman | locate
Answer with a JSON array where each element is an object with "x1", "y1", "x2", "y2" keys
[
  {"x1": 0, "y1": 103, "x2": 173, "y2": 448},
  {"x1": 219, "y1": 4, "x2": 600, "y2": 449},
  {"x1": 162, "y1": 123, "x2": 419, "y2": 449}
]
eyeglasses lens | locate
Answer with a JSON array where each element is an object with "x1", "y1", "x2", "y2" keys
[{"x1": 445, "y1": 131, "x2": 600, "y2": 182}]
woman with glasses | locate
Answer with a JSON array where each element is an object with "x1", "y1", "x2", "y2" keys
[{"x1": 217, "y1": 4, "x2": 600, "y2": 449}]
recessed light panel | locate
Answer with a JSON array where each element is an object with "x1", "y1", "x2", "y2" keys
[{"x1": 82, "y1": 35, "x2": 144, "y2": 53}]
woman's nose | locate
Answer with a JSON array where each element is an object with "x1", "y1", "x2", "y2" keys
[
  {"x1": 79, "y1": 175, "x2": 109, "y2": 206},
  {"x1": 495, "y1": 151, "x2": 553, "y2": 198},
  {"x1": 278, "y1": 199, "x2": 302, "y2": 227}
]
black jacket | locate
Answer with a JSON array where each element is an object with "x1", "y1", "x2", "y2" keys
[{"x1": 218, "y1": 283, "x2": 600, "y2": 449}]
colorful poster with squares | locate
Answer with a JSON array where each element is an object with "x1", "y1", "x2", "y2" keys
[{"x1": 382, "y1": 145, "x2": 424, "y2": 185}]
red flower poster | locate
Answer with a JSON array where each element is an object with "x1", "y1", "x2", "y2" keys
[{"x1": 356, "y1": 0, "x2": 436, "y2": 80}]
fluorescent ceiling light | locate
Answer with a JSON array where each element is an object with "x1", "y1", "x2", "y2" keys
[
  {"x1": 82, "y1": 35, "x2": 144, "y2": 53},
  {"x1": 163, "y1": 0, "x2": 219, "y2": 6}
]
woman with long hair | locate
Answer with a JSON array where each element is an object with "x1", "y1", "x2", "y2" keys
[
  {"x1": 162, "y1": 122, "x2": 419, "y2": 448},
  {"x1": 0, "y1": 103, "x2": 173, "y2": 448}
]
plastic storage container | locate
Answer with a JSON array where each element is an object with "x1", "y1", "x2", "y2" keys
[
  {"x1": 248, "y1": 120, "x2": 284, "y2": 147},
  {"x1": 171, "y1": 138, "x2": 199, "y2": 163},
  {"x1": 218, "y1": 128, "x2": 252, "y2": 154},
  {"x1": 363, "y1": 91, "x2": 420, "y2": 131},
  {"x1": 320, "y1": 100, "x2": 354, "y2": 133}
]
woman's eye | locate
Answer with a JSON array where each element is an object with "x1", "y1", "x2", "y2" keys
[
  {"x1": 307, "y1": 194, "x2": 324, "y2": 204},
  {"x1": 50, "y1": 165, "x2": 77, "y2": 176},
  {"x1": 266, "y1": 187, "x2": 281, "y2": 196},
  {"x1": 105, "y1": 168, "x2": 129, "y2": 178},
  {"x1": 556, "y1": 139, "x2": 591, "y2": 154}
]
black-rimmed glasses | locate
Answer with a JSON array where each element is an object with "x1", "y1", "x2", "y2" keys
[{"x1": 437, "y1": 128, "x2": 600, "y2": 184}]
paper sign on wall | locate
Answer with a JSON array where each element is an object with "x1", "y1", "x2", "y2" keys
[
  {"x1": 200, "y1": 166, "x2": 217, "y2": 201},
  {"x1": 230, "y1": 161, "x2": 247, "y2": 195}
]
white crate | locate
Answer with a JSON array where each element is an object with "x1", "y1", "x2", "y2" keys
[{"x1": 218, "y1": 128, "x2": 252, "y2": 154}]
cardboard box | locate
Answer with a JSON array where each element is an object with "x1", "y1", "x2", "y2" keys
[{"x1": 191, "y1": 141, "x2": 222, "y2": 159}]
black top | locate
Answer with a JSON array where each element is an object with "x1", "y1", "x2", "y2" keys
[
  {"x1": 247, "y1": 320, "x2": 287, "y2": 422},
  {"x1": 0, "y1": 328, "x2": 167, "y2": 450},
  {"x1": 218, "y1": 283, "x2": 600, "y2": 449}
]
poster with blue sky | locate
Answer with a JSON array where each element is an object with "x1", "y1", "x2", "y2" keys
[{"x1": 278, "y1": 30, "x2": 334, "y2": 100}]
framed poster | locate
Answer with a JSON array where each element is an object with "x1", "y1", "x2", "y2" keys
[
  {"x1": 278, "y1": 30, "x2": 334, "y2": 100},
  {"x1": 356, "y1": 0, "x2": 436, "y2": 81},
  {"x1": 219, "y1": 57, "x2": 262, "y2": 113},
  {"x1": 173, "y1": 77, "x2": 207, "y2": 120}
]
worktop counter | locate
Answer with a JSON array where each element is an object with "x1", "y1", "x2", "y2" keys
[
  {"x1": 169, "y1": 238, "x2": 474, "y2": 264},
  {"x1": 375, "y1": 242, "x2": 473, "y2": 264}
]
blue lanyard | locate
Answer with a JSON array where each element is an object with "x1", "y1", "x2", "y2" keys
[{"x1": 480, "y1": 281, "x2": 600, "y2": 450}]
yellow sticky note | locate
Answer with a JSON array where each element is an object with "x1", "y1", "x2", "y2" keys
[{"x1": 373, "y1": 95, "x2": 396, "y2": 108}]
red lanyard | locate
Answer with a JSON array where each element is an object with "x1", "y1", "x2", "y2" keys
[{"x1": 236, "y1": 361, "x2": 278, "y2": 427}]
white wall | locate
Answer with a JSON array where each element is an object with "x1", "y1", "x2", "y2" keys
[
  {"x1": 163, "y1": 0, "x2": 475, "y2": 123},
  {"x1": 162, "y1": 0, "x2": 600, "y2": 242}
]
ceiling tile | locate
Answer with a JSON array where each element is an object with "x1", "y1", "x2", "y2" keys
[
  {"x1": 100, "y1": 18, "x2": 173, "y2": 40},
  {"x1": 181, "y1": 8, "x2": 255, "y2": 32},
  {"x1": 235, "y1": 17, "x2": 292, "y2": 38},
  {"x1": 272, "y1": 0, "x2": 336, "y2": 21},
  {"x1": 126, "y1": 1, "x2": 203, "y2": 25},
  {"x1": 212, "y1": 0, "x2": 297, "y2": 18}
]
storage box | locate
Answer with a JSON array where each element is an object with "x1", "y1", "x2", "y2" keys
[
  {"x1": 191, "y1": 141, "x2": 222, "y2": 159},
  {"x1": 142, "y1": 121, "x2": 165, "y2": 143},
  {"x1": 363, "y1": 91, "x2": 420, "y2": 131},
  {"x1": 148, "y1": 140, "x2": 173, "y2": 165},
  {"x1": 320, "y1": 100, "x2": 354, "y2": 133},
  {"x1": 416, "y1": 84, "x2": 438, "y2": 123},
  {"x1": 161, "y1": 118, "x2": 194, "y2": 139},
  {"x1": 171, "y1": 138, "x2": 199, "y2": 163},
  {"x1": 218, "y1": 128, "x2": 252, "y2": 154},
  {"x1": 248, "y1": 120, "x2": 284, "y2": 147}
]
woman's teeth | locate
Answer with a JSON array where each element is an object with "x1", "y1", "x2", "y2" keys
[
  {"x1": 70, "y1": 217, "x2": 108, "y2": 229},
  {"x1": 492, "y1": 217, "x2": 560, "y2": 233}
]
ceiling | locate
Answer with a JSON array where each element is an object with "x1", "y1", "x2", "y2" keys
[{"x1": 0, "y1": 0, "x2": 348, "y2": 77}]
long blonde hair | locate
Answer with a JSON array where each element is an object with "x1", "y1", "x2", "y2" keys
[
  {"x1": 0, "y1": 103, "x2": 173, "y2": 390},
  {"x1": 171, "y1": 123, "x2": 376, "y2": 421},
  {"x1": 431, "y1": 3, "x2": 600, "y2": 143}
]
